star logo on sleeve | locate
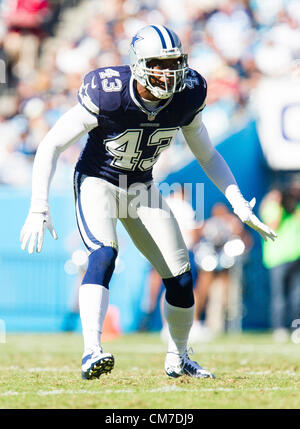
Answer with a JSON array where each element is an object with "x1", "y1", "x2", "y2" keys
[
  {"x1": 80, "y1": 82, "x2": 89, "y2": 99},
  {"x1": 78, "y1": 80, "x2": 99, "y2": 115}
]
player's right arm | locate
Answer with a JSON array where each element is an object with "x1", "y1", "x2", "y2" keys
[{"x1": 20, "y1": 102, "x2": 98, "y2": 254}]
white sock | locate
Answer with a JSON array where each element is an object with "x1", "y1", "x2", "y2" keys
[
  {"x1": 164, "y1": 299, "x2": 194, "y2": 355},
  {"x1": 79, "y1": 284, "x2": 109, "y2": 354}
]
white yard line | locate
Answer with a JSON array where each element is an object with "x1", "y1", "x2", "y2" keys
[
  {"x1": 1, "y1": 366, "x2": 298, "y2": 376},
  {"x1": 2, "y1": 344, "x2": 300, "y2": 356},
  {"x1": 3, "y1": 365, "x2": 77, "y2": 372},
  {"x1": 0, "y1": 386, "x2": 299, "y2": 397},
  {"x1": 106, "y1": 344, "x2": 300, "y2": 355},
  {"x1": 241, "y1": 369, "x2": 297, "y2": 375},
  {"x1": 27, "y1": 367, "x2": 77, "y2": 373}
]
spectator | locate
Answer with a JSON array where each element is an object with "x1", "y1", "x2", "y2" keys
[
  {"x1": 260, "y1": 184, "x2": 300, "y2": 342},
  {"x1": 193, "y1": 202, "x2": 251, "y2": 335}
]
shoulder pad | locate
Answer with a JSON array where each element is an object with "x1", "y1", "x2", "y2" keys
[
  {"x1": 97, "y1": 66, "x2": 126, "y2": 112},
  {"x1": 185, "y1": 69, "x2": 207, "y2": 112},
  {"x1": 186, "y1": 69, "x2": 207, "y2": 91},
  {"x1": 78, "y1": 66, "x2": 130, "y2": 115}
]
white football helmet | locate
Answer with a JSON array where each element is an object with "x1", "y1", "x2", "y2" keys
[{"x1": 129, "y1": 25, "x2": 189, "y2": 99}]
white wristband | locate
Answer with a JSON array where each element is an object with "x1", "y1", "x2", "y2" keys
[
  {"x1": 225, "y1": 184, "x2": 248, "y2": 209},
  {"x1": 30, "y1": 199, "x2": 49, "y2": 213}
]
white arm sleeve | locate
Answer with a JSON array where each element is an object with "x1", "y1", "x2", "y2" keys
[
  {"x1": 181, "y1": 112, "x2": 277, "y2": 241},
  {"x1": 182, "y1": 112, "x2": 246, "y2": 208},
  {"x1": 31, "y1": 103, "x2": 98, "y2": 211}
]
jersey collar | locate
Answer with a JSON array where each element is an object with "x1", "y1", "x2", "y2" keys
[{"x1": 129, "y1": 75, "x2": 173, "y2": 121}]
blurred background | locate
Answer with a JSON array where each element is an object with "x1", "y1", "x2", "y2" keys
[{"x1": 0, "y1": 0, "x2": 299, "y2": 343}]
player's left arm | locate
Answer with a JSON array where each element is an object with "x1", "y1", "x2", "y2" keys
[{"x1": 181, "y1": 112, "x2": 277, "y2": 242}]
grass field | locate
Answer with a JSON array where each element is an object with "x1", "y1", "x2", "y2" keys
[{"x1": 1, "y1": 332, "x2": 300, "y2": 409}]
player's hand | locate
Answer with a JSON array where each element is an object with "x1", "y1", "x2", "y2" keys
[
  {"x1": 233, "y1": 198, "x2": 277, "y2": 242},
  {"x1": 20, "y1": 210, "x2": 58, "y2": 254}
]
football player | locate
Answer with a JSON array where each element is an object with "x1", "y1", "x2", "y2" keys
[{"x1": 20, "y1": 25, "x2": 276, "y2": 380}]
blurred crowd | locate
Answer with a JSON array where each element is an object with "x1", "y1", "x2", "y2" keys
[{"x1": 0, "y1": 0, "x2": 300, "y2": 186}]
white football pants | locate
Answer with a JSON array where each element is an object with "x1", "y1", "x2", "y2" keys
[{"x1": 74, "y1": 172, "x2": 190, "y2": 278}]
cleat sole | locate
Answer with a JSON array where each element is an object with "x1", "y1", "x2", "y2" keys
[
  {"x1": 165, "y1": 370, "x2": 182, "y2": 378},
  {"x1": 82, "y1": 355, "x2": 114, "y2": 380}
]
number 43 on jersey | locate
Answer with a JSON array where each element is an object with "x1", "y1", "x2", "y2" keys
[{"x1": 104, "y1": 128, "x2": 179, "y2": 171}]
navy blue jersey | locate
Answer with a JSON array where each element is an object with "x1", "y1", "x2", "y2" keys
[{"x1": 75, "y1": 65, "x2": 206, "y2": 187}]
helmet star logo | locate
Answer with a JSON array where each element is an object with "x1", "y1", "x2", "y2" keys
[{"x1": 130, "y1": 34, "x2": 144, "y2": 51}]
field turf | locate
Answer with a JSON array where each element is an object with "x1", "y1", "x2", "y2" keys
[{"x1": 1, "y1": 332, "x2": 300, "y2": 409}]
